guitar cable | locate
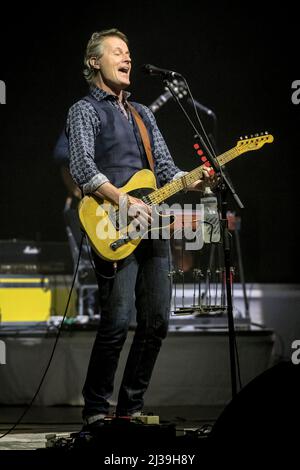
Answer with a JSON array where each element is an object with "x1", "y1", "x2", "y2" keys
[
  {"x1": 84, "y1": 233, "x2": 117, "y2": 280},
  {"x1": 0, "y1": 234, "x2": 84, "y2": 439}
]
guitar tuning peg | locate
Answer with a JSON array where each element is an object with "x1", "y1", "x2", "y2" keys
[
  {"x1": 265, "y1": 131, "x2": 268, "y2": 134},
  {"x1": 240, "y1": 136, "x2": 243, "y2": 140},
  {"x1": 250, "y1": 134, "x2": 253, "y2": 138},
  {"x1": 245, "y1": 135, "x2": 248, "y2": 139},
  {"x1": 255, "y1": 133, "x2": 259, "y2": 137}
]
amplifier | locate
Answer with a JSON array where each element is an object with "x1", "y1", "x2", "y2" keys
[
  {"x1": 0, "y1": 239, "x2": 73, "y2": 274},
  {"x1": 0, "y1": 274, "x2": 77, "y2": 322},
  {"x1": 0, "y1": 275, "x2": 51, "y2": 322}
]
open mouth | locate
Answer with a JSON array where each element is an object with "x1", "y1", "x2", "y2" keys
[{"x1": 118, "y1": 66, "x2": 130, "y2": 75}]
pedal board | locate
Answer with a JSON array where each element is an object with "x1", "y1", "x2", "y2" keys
[
  {"x1": 46, "y1": 416, "x2": 175, "y2": 450},
  {"x1": 45, "y1": 417, "x2": 211, "y2": 451},
  {"x1": 115, "y1": 414, "x2": 160, "y2": 425}
]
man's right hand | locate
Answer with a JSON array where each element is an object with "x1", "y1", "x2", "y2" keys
[
  {"x1": 127, "y1": 195, "x2": 153, "y2": 230},
  {"x1": 93, "y1": 182, "x2": 153, "y2": 230}
]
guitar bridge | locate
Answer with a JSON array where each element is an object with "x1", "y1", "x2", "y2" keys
[{"x1": 110, "y1": 236, "x2": 130, "y2": 251}]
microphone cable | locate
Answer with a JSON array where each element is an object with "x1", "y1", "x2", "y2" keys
[
  {"x1": 0, "y1": 234, "x2": 84, "y2": 439},
  {"x1": 180, "y1": 75, "x2": 218, "y2": 161}
]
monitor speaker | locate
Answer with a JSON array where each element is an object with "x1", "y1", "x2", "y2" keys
[{"x1": 211, "y1": 360, "x2": 300, "y2": 442}]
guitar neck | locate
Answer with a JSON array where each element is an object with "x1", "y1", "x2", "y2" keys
[
  {"x1": 149, "y1": 90, "x2": 172, "y2": 114},
  {"x1": 147, "y1": 146, "x2": 240, "y2": 205}
]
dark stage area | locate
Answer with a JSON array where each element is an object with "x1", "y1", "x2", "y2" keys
[{"x1": 0, "y1": 1, "x2": 299, "y2": 460}]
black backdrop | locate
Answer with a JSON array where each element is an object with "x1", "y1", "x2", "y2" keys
[{"x1": 0, "y1": 2, "x2": 299, "y2": 282}]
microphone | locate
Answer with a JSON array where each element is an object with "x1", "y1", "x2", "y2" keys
[{"x1": 142, "y1": 64, "x2": 182, "y2": 79}]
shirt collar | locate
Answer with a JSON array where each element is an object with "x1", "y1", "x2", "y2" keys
[{"x1": 90, "y1": 85, "x2": 131, "y2": 103}]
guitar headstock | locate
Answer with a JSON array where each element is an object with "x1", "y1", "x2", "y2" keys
[
  {"x1": 149, "y1": 79, "x2": 188, "y2": 113},
  {"x1": 165, "y1": 79, "x2": 188, "y2": 100},
  {"x1": 236, "y1": 132, "x2": 274, "y2": 153}
]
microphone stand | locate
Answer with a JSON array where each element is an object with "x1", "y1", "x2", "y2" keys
[{"x1": 164, "y1": 78, "x2": 244, "y2": 398}]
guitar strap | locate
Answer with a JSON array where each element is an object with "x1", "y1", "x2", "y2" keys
[{"x1": 127, "y1": 102, "x2": 155, "y2": 173}]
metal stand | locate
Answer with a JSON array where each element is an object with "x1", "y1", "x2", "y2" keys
[{"x1": 164, "y1": 77, "x2": 245, "y2": 397}]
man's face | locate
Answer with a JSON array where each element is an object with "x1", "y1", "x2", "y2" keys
[{"x1": 98, "y1": 36, "x2": 131, "y2": 90}]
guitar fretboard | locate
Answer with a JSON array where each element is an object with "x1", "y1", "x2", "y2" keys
[{"x1": 146, "y1": 146, "x2": 240, "y2": 205}]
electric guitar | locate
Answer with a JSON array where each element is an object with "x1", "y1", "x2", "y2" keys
[
  {"x1": 78, "y1": 133, "x2": 274, "y2": 261},
  {"x1": 149, "y1": 79, "x2": 187, "y2": 113}
]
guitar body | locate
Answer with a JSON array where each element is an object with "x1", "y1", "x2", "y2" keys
[{"x1": 78, "y1": 169, "x2": 175, "y2": 262}]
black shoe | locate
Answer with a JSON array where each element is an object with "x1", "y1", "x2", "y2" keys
[
  {"x1": 81, "y1": 414, "x2": 107, "y2": 433},
  {"x1": 81, "y1": 419, "x2": 106, "y2": 433}
]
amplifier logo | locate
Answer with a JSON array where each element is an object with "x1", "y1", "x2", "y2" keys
[
  {"x1": 0, "y1": 340, "x2": 6, "y2": 365},
  {"x1": 291, "y1": 340, "x2": 300, "y2": 365},
  {"x1": 23, "y1": 245, "x2": 41, "y2": 255},
  {"x1": 291, "y1": 80, "x2": 300, "y2": 105},
  {"x1": 0, "y1": 80, "x2": 6, "y2": 104}
]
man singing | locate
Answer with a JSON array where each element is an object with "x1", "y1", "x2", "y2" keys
[{"x1": 67, "y1": 28, "x2": 210, "y2": 429}]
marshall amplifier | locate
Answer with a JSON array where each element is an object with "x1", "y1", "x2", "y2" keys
[{"x1": 0, "y1": 239, "x2": 73, "y2": 274}]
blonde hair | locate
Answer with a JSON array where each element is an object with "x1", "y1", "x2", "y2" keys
[{"x1": 83, "y1": 28, "x2": 129, "y2": 84}]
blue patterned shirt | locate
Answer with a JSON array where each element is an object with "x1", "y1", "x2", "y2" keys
[{"x1": 67, "y1": 86, "x2": 186, "y2": 194}]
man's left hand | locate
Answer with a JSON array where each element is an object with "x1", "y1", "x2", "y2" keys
[{"x1": 187, "y1": 167, "x2": 218, "y2": 192}]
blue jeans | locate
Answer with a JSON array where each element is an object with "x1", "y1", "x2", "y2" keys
[{"x1": 82, "y1": 238, "x2": 172, "y2": 418}]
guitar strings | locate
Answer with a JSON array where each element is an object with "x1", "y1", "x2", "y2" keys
[{"x1": 110, "y1": 137, "x2": 267, "y2": 212}]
